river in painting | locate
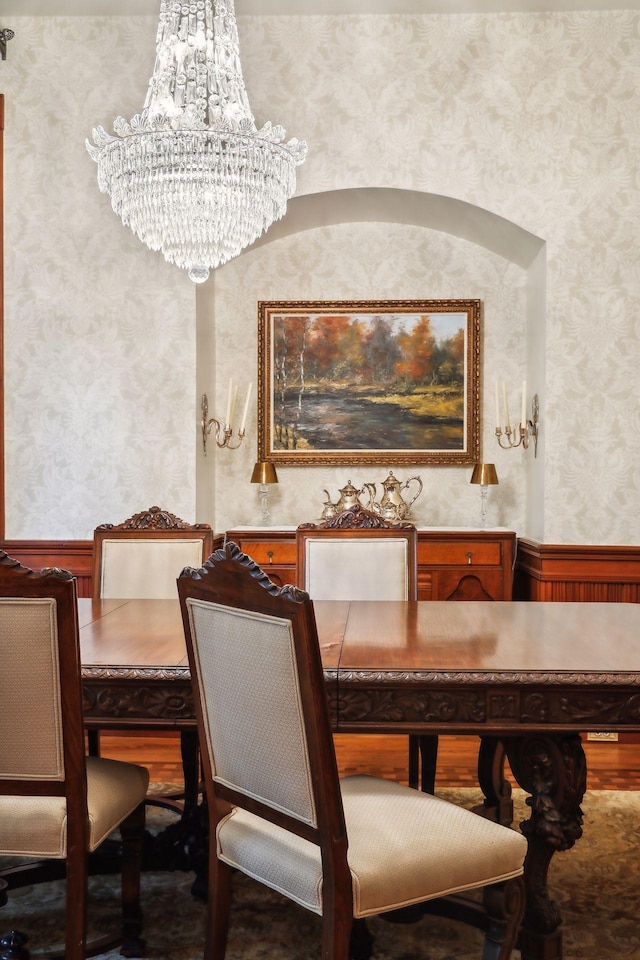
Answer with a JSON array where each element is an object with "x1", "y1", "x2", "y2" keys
[{"x1": 273, "y1": 391, "x2": 463, "y2": 451}]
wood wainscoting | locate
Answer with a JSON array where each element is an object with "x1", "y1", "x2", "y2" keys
[
  {"x1": 515, "y1": 538, "x2": 640, "y2": 603},
  {"x1": 2, "y1": 536, "x2": 639, "y2": 604},
  {"x1": 2, "y1": 540, "x2": 93, "y2": 597}
]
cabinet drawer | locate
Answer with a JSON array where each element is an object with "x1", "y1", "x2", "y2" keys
[
  {"x1": 235, "y1": 540, "x2": 296, "y2": 567},
  {"x1": 418, "y1": 540, "x2": 502, "y2": 567}
]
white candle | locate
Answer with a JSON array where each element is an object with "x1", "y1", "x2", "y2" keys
[
  {"x1": 225, "y1": 380, "x2": 233, "y2": 428},
  {"x1": 239, "y1": 382, "x2": 253, "y2": 432},
  {"x1": 502, "y1": 381, "x2": 510, "y2": 429},
  {"x1": 229, "y1": 382, "x2": 238, "y2": 430},
  {"x1": 494, "y1": 382, "x2": 501, "y2": 430},
  {"x1": 521, "y1": 381, "x2": 527, "y2": 426}
]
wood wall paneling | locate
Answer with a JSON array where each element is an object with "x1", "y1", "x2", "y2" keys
[
  {"x1": 514, "y1": 538, "x2": 640, "y2": 603},
  {"x1": 1, "y1": 540, "x2": 94, "y2": 596}
]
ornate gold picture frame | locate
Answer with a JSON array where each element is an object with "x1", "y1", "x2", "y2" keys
[{"x1": 258, "y1": 299, "x2": 481, "y2": 466}]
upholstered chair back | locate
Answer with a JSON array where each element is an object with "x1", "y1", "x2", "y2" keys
[
  {"x1": 0, "y1": 596, "x2": 65, "y2": 782},
  {"x1": 183, "y1": 597, "x2": 317, "y2": 826},
  {"x1": 98, "y1": 538, "x2": 206, "y2": 599},
  {"x1": 0, "y1": 552, "x2": 149, "y2": 958},
  {"x1": 93, "y1": 506, "x2": 213, "y2": 599},
  {"x1": 297, "y1": 509, "x2": 418, "y2": 602},
  {"x1": 0, "y1": 551, "x2": 149, "y2": 857},
  {"x1": 302, "y1": 536, "x2": 411, "y2": 601}
]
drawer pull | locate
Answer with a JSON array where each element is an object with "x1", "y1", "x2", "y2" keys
[
  {"x1": 267, "y1": 550, "x2": 274, "y2": 564},
  {"x1": 467, "y1": 551, "x2": 473, "y2": 565}
]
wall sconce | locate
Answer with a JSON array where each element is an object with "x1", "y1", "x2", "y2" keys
[
  {"x1": 201, "y1": 382, "x2": 252, "y2": 456},
  {"x1": 494, "y1": 381, "x2": 539, "y2": 457},
  {"x1": 470, "y1": 462, "x2": 499, "y2": 528},
  {"x1": 0, "y1": 28, "x2": 14, "y2": 61},
  {"x1": 251, "y1": 461, "x2": 278, "y2": 525}
]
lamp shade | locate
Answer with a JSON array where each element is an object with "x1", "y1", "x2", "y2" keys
[
  {"x1": 470, "y1": 463, "x2": 499, "y2": 486},
  {"x1": 251, "y1": 461, "x2": 278, "y2": 484}
]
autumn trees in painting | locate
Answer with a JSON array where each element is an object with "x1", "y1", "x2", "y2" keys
[
  {"x1": 259, "y1": 301, "x2": 480, "y2": 465},
  {"x1": 276, "y1": 313, "x2": 465, "y2": 392}
]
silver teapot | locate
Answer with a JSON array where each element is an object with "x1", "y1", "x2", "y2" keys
[
  {"x1": 320, "y1": 479, "x2": 367, "y2": 520},
  {"x1": 362, "y1": 470, "x2": 423, "y2": 522}
]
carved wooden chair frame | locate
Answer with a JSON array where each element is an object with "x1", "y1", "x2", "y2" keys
[
  {"x1": 91, "y1": 506, "x2": 213, "y2": 814},
  {"x1": 92, "y1": 505, "x2": 214, "y2": 599},
  {"x1": 0, "y1": 552, "x2": 146, "y2": 959},
  {"x1": 177, "y1": 541, "x2": 525, "y2": 960}
]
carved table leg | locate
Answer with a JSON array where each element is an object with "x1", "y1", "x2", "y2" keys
[
  {"x1": 504, "y1": 733, "x2": 586, "y2": 960},
  {"x1": 473, "y1": 736, "x2": 514, "y2": 826}
]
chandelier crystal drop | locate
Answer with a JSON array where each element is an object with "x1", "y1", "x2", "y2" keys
[{"x1": 86, "y1": 0, "x2": 307, "y2": 283}]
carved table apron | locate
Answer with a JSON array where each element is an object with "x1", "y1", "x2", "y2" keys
[{"x1": 79, "y1": 597, "x2": 640, "y2": 960}]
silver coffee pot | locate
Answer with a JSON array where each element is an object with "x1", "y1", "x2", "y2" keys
[{"x1": 362, "y1": 470, "x2": 423, "y2": 522}]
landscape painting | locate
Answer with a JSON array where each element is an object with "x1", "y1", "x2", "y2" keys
[{"x1": 258, "y1": 299, "x2": 480, "y2": 465}]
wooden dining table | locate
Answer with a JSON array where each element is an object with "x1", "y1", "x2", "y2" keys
[{"x1": 79, "y1": 596, "x2": 640, "y2": 960}]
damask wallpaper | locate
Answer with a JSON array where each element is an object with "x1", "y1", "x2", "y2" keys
[{"x1": 3, "y1": 11, "x2": 639, "y2": 544}]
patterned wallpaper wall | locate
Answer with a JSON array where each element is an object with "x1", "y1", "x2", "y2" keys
[
  {"x1": 3, "y1": 17, "x2": 195, "y2": 539},
  {"x1": 3, "y1": 11, "x2": 640, "y2": 543}
]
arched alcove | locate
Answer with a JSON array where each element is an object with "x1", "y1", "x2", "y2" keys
[
  {"x1": 197, "y1": 187, "x2": 546, "y2": 539},
  {"x1": 252, "y1": 188, "x2": 544, "y2": 269}
]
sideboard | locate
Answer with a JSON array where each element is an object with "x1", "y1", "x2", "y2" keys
[{"x1": 224, "y1": 526, "x2": 516, "y2": 601}]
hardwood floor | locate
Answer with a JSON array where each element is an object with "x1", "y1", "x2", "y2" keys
[{"x1": 98, "y1": 730, "x2": 640, "y2": 791}]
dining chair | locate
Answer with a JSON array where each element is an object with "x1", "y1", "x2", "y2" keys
[
  {"x1": 296, "y1": 505, "x2": 417, "y2": 601},
  {"x1": 0, "y1": 552, "x2": 149, "y2": 960},
  {"x1": 296, "y1": 505, "x2": 437, "y2": 793},
  {"x1": 92, "y1": 504, "x2": 213, "y2": 601},
  {"x1": 92, "y1": 505, "x2": 214, "y2": 814},
  {"x1": 177, "y1": 541, "x2": 526, "y2": 960}
]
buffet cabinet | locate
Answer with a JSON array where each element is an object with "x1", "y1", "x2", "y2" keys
[{"x1": 224, "y1": 527, "x2": 516, "y2": 601}]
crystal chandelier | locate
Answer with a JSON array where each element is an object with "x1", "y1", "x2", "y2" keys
[{"x1": 86, "y1": 0, "x2": 307, "y2": 283}]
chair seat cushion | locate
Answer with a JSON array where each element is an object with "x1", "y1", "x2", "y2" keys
[
  {"x1": 217, "y1": 774, "x2": 527, "y2": 917},
  {"x1": 0, "y1": 757, "x2": 149, "y2": 858}
]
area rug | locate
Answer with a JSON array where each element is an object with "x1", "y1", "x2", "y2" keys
[{"x1": 2, "y1": 787, "x2": 640, "y2": 960}]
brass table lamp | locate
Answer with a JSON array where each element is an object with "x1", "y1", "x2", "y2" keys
[
  {"x1": 251, "y1": 461, "x2": 278, "y2": 525},
  {"x1": 470, "y1": 463, "x2": 499, "y2": 528}
]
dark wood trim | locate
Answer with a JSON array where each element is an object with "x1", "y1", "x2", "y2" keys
[
  {"x1": 1, "y1": 539, "x2": 93, "y2": 596},
  {"x1": 515, "y1": 538, "x2": 640, "y2": 602}
]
